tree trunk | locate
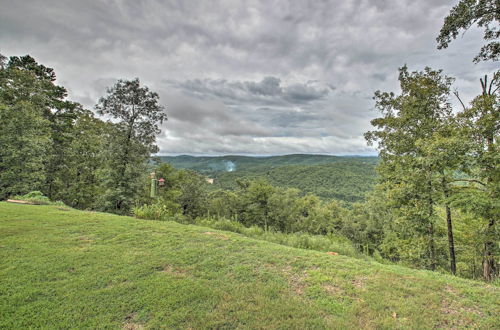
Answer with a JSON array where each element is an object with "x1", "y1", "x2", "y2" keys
[
  {"x1": 480, "y1": 79, "x2": 497, "y2": 281},
  {"x1": 428, "y1": 177, "x2": 436, "y2": 271},
  {"x1": 483, "y1": 218, "x2": 497, "y2": 281},
  {"x1": 482, "y1": 133, "x2": 497, "y2": 281},
  {"x1": 442, "y1": 175, "x2": 457, "y2": 275}
]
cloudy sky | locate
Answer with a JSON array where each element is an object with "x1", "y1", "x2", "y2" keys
[{"x1": 1, "y1": 0, "x2": 497, "y2": 155}]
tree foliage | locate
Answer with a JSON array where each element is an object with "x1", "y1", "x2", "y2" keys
[
  {"x1": 95, "y1": 78, "x2": 167, "y2": 213},
  {"x1": 437, "y1": 0, "x2": 500, "y2": 62}
]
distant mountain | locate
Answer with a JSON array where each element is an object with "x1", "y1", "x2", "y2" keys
[
  {"x1": 158, "y1": 154, "x2": 379, "y2": 203},
  {"x1": 158, "y1": 154, "x2": 378, "y2": 172}
]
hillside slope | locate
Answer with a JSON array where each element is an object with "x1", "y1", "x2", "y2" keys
[{"x1": 1, "y1": 203, "x2": 498, "y2": 329}]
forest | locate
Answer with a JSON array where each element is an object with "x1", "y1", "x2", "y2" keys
[
  {"x1": 0, "y1": 0, "x2": 498, "y2": 283},
  {"x1": 160, "y1": 154, "x2": 378, "y2": 202}
]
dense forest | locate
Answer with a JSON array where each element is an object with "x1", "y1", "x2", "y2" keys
[
  {"x1": 160, "y1": 155, "x2": 378, "y2": 202},
  {"x1": 0, "y1": 0, "x2": 498, "y2": 282}
]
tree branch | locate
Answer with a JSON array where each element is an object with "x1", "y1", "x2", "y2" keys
[{"x1": 453, "y1": 91, "x2": 467, "y2": 110}]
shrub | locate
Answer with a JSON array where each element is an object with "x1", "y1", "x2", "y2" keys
[
  {"x1": 13, "y1": 191, "x2": 64, "y2": 206},
  {"x1": 133, "y1": 203, "x2": 171, "y2": 221}
]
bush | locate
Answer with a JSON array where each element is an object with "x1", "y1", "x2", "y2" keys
[
  {"x1": 13, "y1": 191, "x2": 64, "y2": 206},
  {"x1": 133, "y1": 203, "x2": 170, "y2": 221}
]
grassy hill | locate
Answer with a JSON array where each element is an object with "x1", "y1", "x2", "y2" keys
[
  {"x1": 1, "y1": 203, "x2": 498, "y2": 329},
  {"x1": 160, "y1": 154, "x2": 379, "y2": 202}
]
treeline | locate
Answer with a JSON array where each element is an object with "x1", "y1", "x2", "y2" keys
[{"x1": 0, "y1": 54, "x2": 166, "y2": 214}]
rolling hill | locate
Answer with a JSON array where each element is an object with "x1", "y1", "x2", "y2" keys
[
  {"x1": 159, "y1": 154, "x2": 379, "y2": 202},
  {"x1": 1, "y1": 202, "x2": 498, "y2": 329},
  {"x1": 159, "y1": 154, "x2": 378, "y2": 172}
]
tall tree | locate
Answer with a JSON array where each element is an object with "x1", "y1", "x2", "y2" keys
[
  {"x1": 1, "y1": 55, "x2": 81, "y2": 199},
  {"x1": 437, "y1": 0, "x2": 500, "y2": 63},
  {"x1": 0, "y1": 55, "x2": 60, "y2": 199},
  {"x1": 454, "y1": 76, "x2": 499, "y2": 280},
  {"x1": 96, "y1": 78, "x2": 167, "y2": 214},
  {"x1": 53, "y1": 110, "x2": 109, "y2": 209},
  {"x1": 365, "y1": 66, "x2": 455, "y2": 271},
  {"x1": 0, "y1": 101, "x2": 51, "y2": 199}
]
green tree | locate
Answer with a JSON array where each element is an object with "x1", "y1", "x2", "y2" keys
[
  {"x1": 207, "y1": 189, "x2": 239, "y2": 219},
  {"x1": 54, "y1": 111, "x2": 109, "y2": 209},
  {"x1": 437, "y1": 0, "x2": 500, "y2": 62},
  {"x1": 96, "y1": 78, "x2": 167, "y2": 214},
  {"x1": 0, "y1": 101, "x2": 51, "y2": 199},
  {"x1": 236, "y1": 180, "x2": 276, "y2": 231},
  {"x1": 1, "y1": 55, "x2": 81, "y2": 198},
  {"x1": 0, "y1": 55, "x2": 61, "y2": 199},
  {"x1": 174, "y1": 170, "x2": 209, "y2": 219},
  {"x1": 453, "y1": 79, "x2": 499, "y2": 280},
  {"x1": 365, "y1": 66, "x2": 455, "y2": 271}
]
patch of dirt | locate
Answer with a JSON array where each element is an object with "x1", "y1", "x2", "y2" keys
[
  {"x1": 161, "y1": 265, "x2": 189, "y2": 277},
  {"x1": 352, "y1": 276, "x2": 367, "y2": 289},
  {"x1": 77, "y1": 236, "x2": 91, "y2": 241},
  {"x1": 123, "y1": 313, "x2": 144, "y2": 330},
  {"x1": 444, "y1": 285, "x2": 458, "y2": 295},
  {"x1": 323, "y1": 284, "x2": 344, "y2": 296},
  {"x1": 326, "y1": 251, "x2": 339, "y2": 256},
  {"x1": 57, "y1": 207, "x2": 71, "y2": 211},
  {"x1": 203, "y1": 231, "x2": 229, "y2": 240},
  {"x1": 281, "y1": 265, "x2": 308, "y2": 295},
  {"x1": 289, "y1": 275, "x2": 306, "y2": 294},
  {"x1": 6, "y1": 199, "x2": 33, "y2": 204}
]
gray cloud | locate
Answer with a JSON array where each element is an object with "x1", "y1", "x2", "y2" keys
[
  {"x1": 165, "y1": 76, "x2": 330, "y2": 105},
  {"x1": 1, "y1": 0, "x2": 497, "y2": 155}
]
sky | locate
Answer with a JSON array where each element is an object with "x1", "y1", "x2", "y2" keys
[{"x1": 1, "y1": 0, "x2": 497, "y2": 155}]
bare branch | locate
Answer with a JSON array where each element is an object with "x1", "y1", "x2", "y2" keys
[{"x1": 453, "y1": 91, "x2": 467, "y2": 110}]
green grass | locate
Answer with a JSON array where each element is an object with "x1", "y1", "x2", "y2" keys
[{"x1": 1, "y1": 202, "x2": 498, "y2": 329}]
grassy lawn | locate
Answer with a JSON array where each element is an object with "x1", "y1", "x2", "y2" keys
[{"x1": 0, "y1": 202, "x2": 498, "y2": 329}]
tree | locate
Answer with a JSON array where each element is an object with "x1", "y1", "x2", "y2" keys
[
  {"x1": 236, "y1": 180, "x2": 276, "y2": 231},
  {"x1": 437, "y1": 0, "x2": 500, "y2": 62},
  {"x1": 418, "y1": 121, "x2": 469, "y2": 275},
  {"x1": 453, "y1": 77, "x2": 499, "y2": 280},
  {"x1": 1, "y1": 55, "x2": 81, "y2": 199},
  {"x1": 0, "y1": 101, "x2": 51, "y2": 199},
  {"x1": 0, "y1": 55, "x2": 61, "y2": 199},
  {"x1": 54, "y1": 111, "x2": 109, "y2": 209},
  {"x1": 365, "y1": 66, "x2": 455, "y2": 271},
  {"x1": 95, "y1": 78, "x2": 167, "y2": 213},
  {"x1": 173, "y1": 170, "x2": 209, "y2": 219}
]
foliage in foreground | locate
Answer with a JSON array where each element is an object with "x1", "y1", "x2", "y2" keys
[{"x1": 1, "y1": 203, "x2": 499, "y2": 329}]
